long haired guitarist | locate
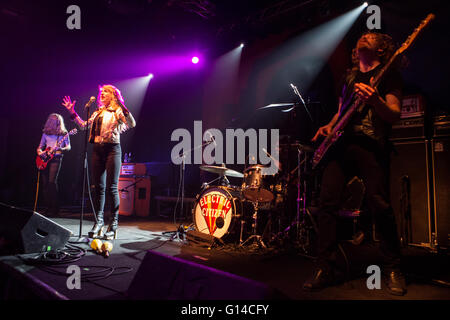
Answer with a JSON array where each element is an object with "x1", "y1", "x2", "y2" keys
[
  {"x1": 304, "y1": 32, "x2": 406, "y2": 295},
  {"x1": 36, "y1": 113, "x2": 71, "y2": 216}
]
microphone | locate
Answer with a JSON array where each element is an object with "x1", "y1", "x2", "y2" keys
[
  {"x1": 205, "y1": 131, "x2": 216, "y2": 146},
  {"x1": 85, "y1": 96, "x2": 96, "y2": 108}
]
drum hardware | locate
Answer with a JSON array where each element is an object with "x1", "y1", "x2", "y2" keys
[
  {"x1": 193, "y1": 186, "x2": 246, "y2": 243},
  {"x1": 274, "y1": 144, "x2": 318, "y2": 256},
  {"x1": 239, "y1": 200, "x2": 267, "y2": 249},
  {"x1": 241, "y1": 165, "x2": 275, "y2": 203}
]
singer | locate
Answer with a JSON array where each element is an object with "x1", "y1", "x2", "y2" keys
[{"x1": 62, "y1": 85, "x2": 136, "y2": 240}]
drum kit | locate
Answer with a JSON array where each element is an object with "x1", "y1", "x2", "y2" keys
[
  {"x1": 190, "y1": 96, "x2": 321, "y2": 253},
  {"x1": 192, "y1": 142, "x2": 318, "y2": 253}
]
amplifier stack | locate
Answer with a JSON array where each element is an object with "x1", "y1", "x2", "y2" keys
[
  {"x1": 119, "y1": 163, "x2": 151, "y2": 217},
  {"x1": 390, "y1": 107, "x2": 450, "y2": 251}
]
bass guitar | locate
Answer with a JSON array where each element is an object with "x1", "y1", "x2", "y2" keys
[
  {"x1": 311, "y1": 14, "x2": 435, "y2": 169},
  {"x1": 36, "y1": 128, "x2": 78, "y2": 170}
]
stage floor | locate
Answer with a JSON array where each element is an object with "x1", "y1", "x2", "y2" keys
[{"x1": 1, "y1": 211, "x2": 449, "y2": 301}]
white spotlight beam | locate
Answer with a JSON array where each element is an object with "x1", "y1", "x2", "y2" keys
[
  {"x1": 267, "y1": 3, "x2": 367, "y2": 95},
  {"x1": 114, "y1": 74, "x2": 153, "y2": 121}
]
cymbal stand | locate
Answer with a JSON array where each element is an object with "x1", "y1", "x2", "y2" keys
[{"x1": 240, "y1": 200, "x2": 266, "y2": 249}]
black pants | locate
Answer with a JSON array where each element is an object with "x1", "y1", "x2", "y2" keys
[
  {"x1": 316, "y1": 136, "x2": 401, "y2": 272},
  {"x1": 41, "y1": 156, "x2": 62, "y2": 214},
  {"x1": 91, "y1": 143, "x2": 122, "y2": 222}
]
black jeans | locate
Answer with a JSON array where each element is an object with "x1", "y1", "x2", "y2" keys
[
  {"x1": 91, "y1": 143, "x2": 121, "y2": 221},
  {"x1": 316, "y1": 136, "x2": 401, "y2": 271},
  {"x1": 41, "y1": 156, "x2": 62, "y2": 214}
]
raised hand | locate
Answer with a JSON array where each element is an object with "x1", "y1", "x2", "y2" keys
[{"x1": 62, "y1": 96, "x2": 76, "y2": 112}]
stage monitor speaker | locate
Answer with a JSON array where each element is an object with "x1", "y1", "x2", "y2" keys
[
  {"x1": 431, "y1": 137, "x2": 450, "y2": 249},
  {"x1": 390, "y1": 139, "x2": 432, "y2": 247},
  {"x1": 127, "y1": 250, "x2": 282, "y2": 300},
  {"x1": 0, "y1": 202, "x2": 72, "y2": 255}
]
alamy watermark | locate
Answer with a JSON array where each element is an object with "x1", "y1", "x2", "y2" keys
[
  {"x1": 366, "y1": 265, "x2": 381, "y2": 290},
  {"x1": 171, "y1": 121, "x2": 280, "y2": 174},
  {"x1": 366, "y1": 5, "x2": 381, "y2": 30},
  {"x1": 66, "y1": 5, "x2": 81, "y2": 30},
  {"x1": 66, "y1": 265, "x2": 81, "y2": 290}
]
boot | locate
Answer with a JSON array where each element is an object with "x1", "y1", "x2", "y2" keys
[
  {"x1": 88, "y1": 211, "x2": 104, "y2": 238},
  {"x1": 104, "y1": 212, "x2": 118, "y2": 240}
]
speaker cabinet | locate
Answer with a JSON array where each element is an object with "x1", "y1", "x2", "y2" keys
[
  {"x1": 118, "y1": 176, "x2": 151, "y2": 217},
  {"x1": 0, "y1": 202, "x2": 72, "y2": 255},
  {"x1": 118, "y1": 177, "x2": 135, "y2": 216},
  {"x1": 127, "y1": 250, "x2": 280, "y2": 300},
  {"x1": 431, "y1": 138, "x2": 450, "y2": 249},
  {"x1": 390, "y1": 139, "x2": 432, "y2": 247},
  {"x1": 135, "y1": 176, "x2": 151, "y2": 217}
]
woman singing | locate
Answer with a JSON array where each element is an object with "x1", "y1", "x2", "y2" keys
[
  {"x1": 62, "y1": 85, "x2": 136, "y2": 239},
  {"x1": 37, "y1": 113, "x2": 71, "y2": 216}
]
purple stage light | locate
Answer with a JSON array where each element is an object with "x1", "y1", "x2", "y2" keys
[{"x1": 192, "y1": 56, "x2": 199, "y2": 64}]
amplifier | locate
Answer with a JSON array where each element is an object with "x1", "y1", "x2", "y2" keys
[
  {"x1": 391, "y1": 117, "x2": 425, "y2": 140},
  {"x1": 431, "y1": 137, "x2": 450, "y2": 249},
  {"x1": 433, "y1": 115, "x2": 450, "y2": 137},
  {"x1": 401, "y1": 95, "x2": 425, "y2": 119},
  {"x1": 118, "y1": 176, "x2": 151, "y2": 217},
  {"x1": 120, "y1": 163, "x2": 147, "y2": 176},
  {"x1": 390, "y1": 139, "x2": 432, "y2": 247}
]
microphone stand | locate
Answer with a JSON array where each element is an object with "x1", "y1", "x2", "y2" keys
[
  {"x1": 72, "y1": 99, "x2": 94, "y2": 243},
  {"x1": 290, "y1": 83, "x2": 313, "y2": 122},
  {"x1": 163, "y1": 138, "x2": 214, "y2": 241}
]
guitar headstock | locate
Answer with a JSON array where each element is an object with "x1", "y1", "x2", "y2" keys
[
  {"x1": 69, "y1": 128, "x2": 78, "y2": 135},
  {"x1": 397, "y1": 13, "x2": 435, "y2": 55}
]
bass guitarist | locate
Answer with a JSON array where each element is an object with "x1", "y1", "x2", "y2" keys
[
  {"x1": 304, "y1": 32, "x2": 406, "y2": 295},
  {"x1": 36, "y1": 113, "x2": 71, "y2": 217}
]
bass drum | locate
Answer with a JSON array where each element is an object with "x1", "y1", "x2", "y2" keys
[{"x1": 193, "y1": 186, "x2": 244, "y2": 240}]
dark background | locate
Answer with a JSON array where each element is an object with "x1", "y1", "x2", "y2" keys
[{"x1": 0, "y1": 0, "x2": 448, "y2": 209}]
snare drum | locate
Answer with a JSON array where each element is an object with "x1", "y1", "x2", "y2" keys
[
  {"x1": 193, "y1": 186, "x2": 243, "y2": 240},
  {"x1": 241, "y1": 165, "x2": 275, "y2": 203}
]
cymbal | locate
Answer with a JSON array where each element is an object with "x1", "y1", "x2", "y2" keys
[
  {"x1": 200, "y1": 165, "x2": 244, "y2": 178},
  {"x1": 258, "y1": 103, "x2": 296, "y2": 111}
]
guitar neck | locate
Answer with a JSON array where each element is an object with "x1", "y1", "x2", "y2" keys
[
  {"x1": 371, "y1": 52, "x2": 398, "y2": 89},
  {"x1": 55, "y1": 134, "x2": 68, "y2": 150},
  {"x1": 333, "y1": 48, "x2": 401, "y2": 133}
]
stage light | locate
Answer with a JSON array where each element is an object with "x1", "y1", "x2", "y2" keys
[
  {"x1": 113, "y1": 74, "x2": 153, "y2": 124},
  {"x1": 192, "y1": 56, "x2": 199, "y2": 64},
  {"x1": 240, "y1": 43, "x2": 244, "y2": 48},
  {"x1": 250, "y1": 3, "x2": 367, "y2": 108},
  {"x1": 363, "y1": 2, "x2": 368, "y2": 7}
]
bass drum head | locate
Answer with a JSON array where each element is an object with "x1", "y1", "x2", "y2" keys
[{"x1": 193, "y1": 186, "x2": 241, "y2": 239}]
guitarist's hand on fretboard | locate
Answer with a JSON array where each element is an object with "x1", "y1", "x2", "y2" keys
[
  {"x1": 354, "y1": 82, "x2": 379, "y2": 105},
  {"x1": 312, "y1": 124, "x2": 332, "y2": 142}
]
